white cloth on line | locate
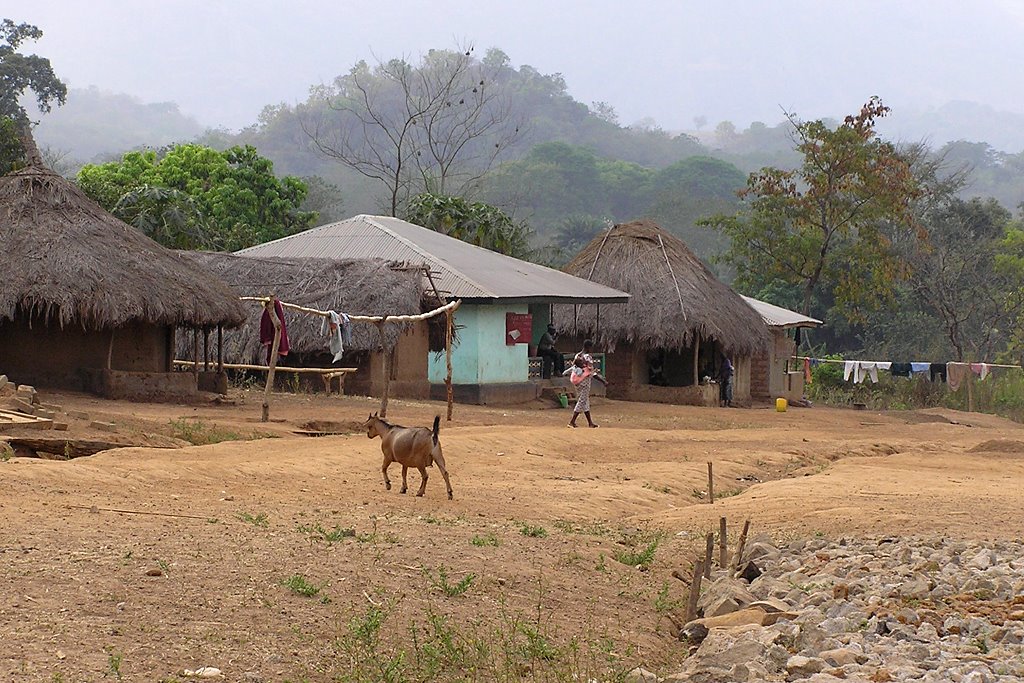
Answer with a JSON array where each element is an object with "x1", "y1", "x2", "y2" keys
[{"x1": 320, "y1": 310, "x2": 345, "y2": 363}]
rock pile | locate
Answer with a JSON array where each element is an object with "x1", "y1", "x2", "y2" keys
[{"x1": 658, "y1": 535, "x2": 1024, "y2": 682}]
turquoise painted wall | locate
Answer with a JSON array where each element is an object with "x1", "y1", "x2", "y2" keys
[{"x1": 428, "y1": 304, "x2": 529, "y2": 384}]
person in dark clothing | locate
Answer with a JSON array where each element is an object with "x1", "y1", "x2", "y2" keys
[
  {"x1": 537, "y1": 324, "x2": 563, "y2": 379},
  {"x1": 718, "y1": 356, "x2": 734, "y2": 407}
]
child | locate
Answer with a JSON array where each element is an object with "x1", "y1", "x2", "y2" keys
[{"x1": 563, "y1": 351, "x2": 606, "y2": 428}]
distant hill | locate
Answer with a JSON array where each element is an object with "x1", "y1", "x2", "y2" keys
[
  {"x1": 32, "y1": 87, "x2": 205, "y2": 166},
  {"x1": 879, "y1": 101, "x2": 1024, "y2": 153}
]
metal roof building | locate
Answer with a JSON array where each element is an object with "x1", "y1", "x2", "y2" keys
[
  {"x1": 741, "y1": 296, "x2": 822, "y2": 330},
  {"x1": 238, "y1": 214, "x2": 630, "y2": 305}
]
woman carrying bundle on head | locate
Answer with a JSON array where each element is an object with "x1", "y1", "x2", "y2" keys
[{"x1": 563, "y1": 339, "x2": 606, "y2": 428}]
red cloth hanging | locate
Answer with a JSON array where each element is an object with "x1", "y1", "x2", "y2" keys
[{"x1": 259, "y1": 299, "x2": 290, "y2": 364}]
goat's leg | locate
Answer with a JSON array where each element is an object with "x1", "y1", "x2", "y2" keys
[
  {"x1": 433, "y1": 451, "x2": 454, "y2": 501},
  {"x1": 382, "y1": 458, "x2": 392, "y2": 491},
  {"x1": 416, "y1": 466, "x2": 428, "y2": 497},
  {"x1": 400, "y1": 465, "x2": 409, "y2": 494}
]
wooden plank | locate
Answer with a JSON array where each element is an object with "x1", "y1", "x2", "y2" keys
[{"x1": 0, "y1": 410, "x2": 53, "y2": 432}]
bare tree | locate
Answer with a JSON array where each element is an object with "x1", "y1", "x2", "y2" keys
[{"x1": 302, "y1": 46, "x2": 521, "y2": 217}]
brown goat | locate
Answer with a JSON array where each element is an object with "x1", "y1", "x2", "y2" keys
[{"x1": 363, "y1": 413, "x2": 453, "y2": 500}]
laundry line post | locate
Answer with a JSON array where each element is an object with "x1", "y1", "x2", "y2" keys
[
  {"x1": 262, "y1": 296, "x2": 282, "y2": 423},
  {"x1": 445, "y1": 308, "x2": 454, "y2": 422},
  {"x1": 377, "y1": 318, "x2": 391, "y2": 418}
]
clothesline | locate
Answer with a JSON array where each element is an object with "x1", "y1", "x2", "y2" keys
[
  {"x1": 240, "y1": 296, "x2": 461, "y2": 323},
  {"x1": 794, "y1": 356, "x2": 1023, "y2": 370}
]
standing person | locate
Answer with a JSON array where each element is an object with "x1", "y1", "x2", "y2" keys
[
  {"x1": 718, "y1": 355, "x2": 734, "y2": 407},
  {"x1": 537, "y1": 324, "x2": 562, "y2": 379},
  {"x1": 566, "y1": 339, "x2": 606, "y2": 428}
]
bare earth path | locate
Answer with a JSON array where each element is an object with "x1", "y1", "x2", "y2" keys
[{"x1": 2, "y1": 390, "x2": 1023, "y2": 681}]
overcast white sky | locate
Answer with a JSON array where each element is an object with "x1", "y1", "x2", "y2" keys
[{"x1": 16, "y1": 0, "x2": 1024, "y2": 131}]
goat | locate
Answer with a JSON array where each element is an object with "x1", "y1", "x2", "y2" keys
[{"x1": 363, "y1": 413, "x2": 453, "y2": 500}]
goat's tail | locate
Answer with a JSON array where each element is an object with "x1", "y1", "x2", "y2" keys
[{"x1": 431, "y1": 415, "x2": 440, "y2": 445}]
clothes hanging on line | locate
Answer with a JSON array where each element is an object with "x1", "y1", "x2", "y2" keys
[
  {"x1": 929, "y1": 363, "x2": 947, "y2": 383},
  {"x1": 910, "y1": 362, "x2": 930, "y2": 375},
  {"x1": 890, "y1": 362, "x2": 912, "y2": 378},
  {"x1": 947, "y1": 362, "x2": 969, "y2": 392},
  {"x1": 804, "y1": 357, "x2": 813, "y2": 385},
  {"x1": 321, "y1": 310, "x2": 345, "y2": 363},
  {"x1": 970, "y1": 363, "x2": 991, "y2": 380},
  {"x1": 341, "y1": 313, "x2": 353, "y2": 347},
  {"x1": 844, "y1": 360, "x2": 882, "y2": 384},
  {"x1": 259, "y1": 299, "x2": 290, "y2": 364}
]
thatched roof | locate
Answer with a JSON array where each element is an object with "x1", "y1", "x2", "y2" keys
[
  {"x1": 556, "y1": 220, "x2": 768, "y2": 356},
  {"x1": 0, "y1": 163, "x2": 246, "y2": 329},
  {"x1": 177, "y1": 252, "x2": 425, "y2": 362}
]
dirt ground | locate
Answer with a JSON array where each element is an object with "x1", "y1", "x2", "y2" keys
[{"x1": 3, "y1": 389, "x2": 1024, "y2": 681}]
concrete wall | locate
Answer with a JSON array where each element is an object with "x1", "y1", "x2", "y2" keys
[
  {"x1": 428, "y1": 304, "x2": 529, "y2": 385},
  {"x1": 0, "y1": 314, "x2": 170, "y2": 390},
  {"x1": 82, "y1": 368, "x2": 199, "y2": 402}
]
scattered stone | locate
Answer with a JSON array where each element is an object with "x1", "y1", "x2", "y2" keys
[
  {"x1": 90, "y1": 420, "x2": 118, "y2": 433},
  {"x1": 786, "y1": 654, "x2": 825, "y2": 677},
  {"x1": 737, "y1": 560, "x2": 763, "y2": 583},
  {"x1": 53, "y1": 422, "x2": 69, "y2": 431},
  {"x1": 625, "y1": 667, "x2": 659, "y2": 683},
  {"x1": 67, "y1": 410, "x2": 91, "y2": 420},
  {"x1": 183, "y1": 667, "x2": 223, "y2": 678},
  {"x1": 6, "y1": 398, "x2": 36, "y2": 415},
  {"x1": 145, "y1": 568, "x2": 163, "y2": 577}
]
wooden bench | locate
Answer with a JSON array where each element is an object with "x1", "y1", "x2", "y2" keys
[{"x1": 173, "y1": 361, "x2": 357, "y2": 394}]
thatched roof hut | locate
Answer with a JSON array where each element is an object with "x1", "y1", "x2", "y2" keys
[
  {"x1": 0, "y1": 163, "x2": 246, "y2": 329},
  {"x1": 176, "y1": 252, "x2": 427, "y2": 363},
  {"x1": 558, "y1": 220, "x2": 768, "y2": 355}
]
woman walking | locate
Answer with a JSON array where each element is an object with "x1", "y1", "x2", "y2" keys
[{"x1": 565, "y1": 339, "x2": 606, "y2": 428}]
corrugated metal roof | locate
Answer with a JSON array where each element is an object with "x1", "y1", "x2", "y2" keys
[
  {"x1": 741, "y1": 295, "x2": 822, "y2": 329},
  {"x1": 237, "y1": 215, "x2": 631, "y2": 304}
]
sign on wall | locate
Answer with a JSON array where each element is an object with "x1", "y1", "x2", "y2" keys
[{"x1": 505, "y1": 313, "x2": 532, "y2": 346}]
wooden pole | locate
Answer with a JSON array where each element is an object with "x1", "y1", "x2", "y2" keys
[
  {"x1": 377, "y1": 320, "x2": 391, "y2": 418},
  {"x1": 217, "y1": 325, "x2": 223, "y2": 373},
  {"x1": 107, "y1": 329, "x2": 116, "y2": 371},
  {"x1": 203, "y1": 328, "x2": 210, "y2": 371},
  {"x1": 192, "y1": 328, "x2": 199, "y2": 383},
  {"x1": 733, "y1": 519, "x2": 751, "y2": 572},
  {"x1": 693, "y1": 335, "x2": 700, "y2": 386},
  {"x1": 445, "y1": 308, "x2": 454, "y2": 422},
  {"x1": 685, "y1": 559, "x2": 704, "y2": 622},
  {"x1": 719, "y1": 517, "x2": 728, "y2": 568},
  {"x1": 966, "y1": 362, "x2": 975, "y2": 413},
  {"x1": 707, "y1": 461, "x2": 714, "y2": 503},
  {"x1": 262, "y1": 298, "x2": 282, "y2": 423},
  {"x1": 704, "y1": 532, "x2": 714, "y2": 579}
]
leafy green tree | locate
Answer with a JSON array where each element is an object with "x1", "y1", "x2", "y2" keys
[
  {"x1": 0, "y1": 19, "x2": 66, "y2": 173},
  {"x1": 908, "y1": 197, "x2": 1021, "y2": 361},
  {"x1": 77, "y1": 144, "x2": 316, "y2": 251},
  {"x1": 0, "y1": 19, "x2": 66, "y2": 122},
  {"x1": 404, "y1": 192, "x2": 532, "y2": 258},
  {"x1": 703, "y1": 98, "x2": 921, "y2": 317},
  {"x1": 553, "y1": 213, "x2": 608, "y2": 256},
  {"x1": 0, "y1": 115, "x2": 23, "y2": 174}
]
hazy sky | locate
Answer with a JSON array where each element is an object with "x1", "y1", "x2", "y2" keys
[{"x1": 17, "y1": 0, "x2": 1024, "y2": 132}]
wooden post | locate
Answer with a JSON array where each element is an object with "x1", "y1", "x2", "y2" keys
[
  {"x1": 377, "y1": 320, "x2": 391, "y2": 418},
  {"x1": 733, "y1": 519, "x2": 751, "y2": 572},
  {"x1": 203, "y1": 328, "x2": 210, "y2": 371},
  {"x1": 966, "y1": 362, "x2": 975, "y2": 413},
  {"x1": 261, "y1": 298, "x2": 282, "y2": 423},
  {"x1": 719, "y1": 517, "x2": 728, "y2": 568},
  {"x1": 704, "y1": 532, "x2": 714, "y2": 579},
  {"x1": 685, "y1": 559, "x2": 704, "y2": 622},
  {"x1": 445, "y1": 308, "x2": 454, "y2": 422},
  {"x1": 192, "y1": 328, "x2": 200, "y2": 383},
  {"x1": 217, "y1": 325, "x2": 223, "y2": 373},
  {"x1": 693, "y1": 335, "x2": 700, "y2": 386},
  {"x1": 107, "y1": 329, "x2": 116, "y2": 371},
  {"x1": 707, "y1": 461, "x2": 714, "y2": 503}
]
